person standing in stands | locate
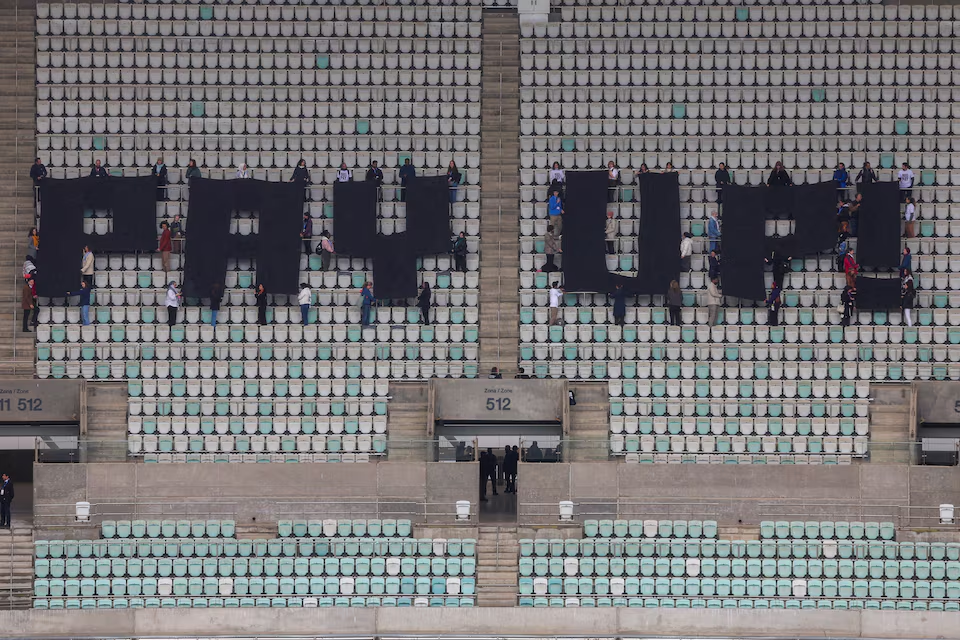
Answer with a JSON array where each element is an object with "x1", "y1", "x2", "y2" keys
[
  {"x1": 549, "y1": 282, "x2": 563, "y2": 326},
  {"x1": 291, "y1": 158, "x2": 311, "y2": 186},
  {"x1": 185, "y1": 159, "x2": 202, "y2": 180},
  {"x1": 90, "y1": 159, "x2": 108, "y2": 178},
  {"x1": 856, "y1": 161, "x2": 877, "y2": 194},
  {"x1": 502, "y1": 445, "x2": 516, "y2": 494},
  {"x1": 484, "y1": 447, "x2": 499, "y2": 497},
  {"x1": 298, "y1": 282, "x2": 312, "y2": 326},
  {"x1": 0, "y1": 474, "x2": 14, "y2": 529},
  {"x1": 318, "y1": 230, "x2": 335, "y2": 271},
  {"x1": 901, "y1": 278, "x2": 916, "y2": 327},
  {"x1": 611, "y1": 282, "x2": 627, "y2": 327},
  {"x1": 548, "y1": 187, "x2": 563, "y2": 236},
  {"x1": 255, "y1": 284, "x2": 268, "y2": 326},
  {"x1": 360, "y1": 281, "x2": 375, "y2": 327},
  {"x1": 679, "y1": 232, "x2": 693, "y2": 271},
  {"x1": 21, "y1": 277, "x2": 36, "y2": 333},
  {"x1": 706, "y1": 277, "x2": 722, "y2": 327},
  {"x1": 446, "y1": 161, "x2": 461, "y2": 204},
  {"x1": 833, "y1": 162, "x2": 849, "y2": 191},
  {"x1": 542, "y1": 225, "x2": 560, "y2": 273},
  {"x1": 67, "y1": 280, "x2": 91, "y2": 326},
  {"x1": 767, "y1": 161, "x2": 793, "y2": 187},
  {"x1": 605, "y1": 210, "x2": 617, "y2": 254},
  {"x1": 843, "y1": 247, "x2": 859, "y2": 289},
  {"x1": 765, "y1": 250, "x2": 790, "y2": 289},
  {"x1": 366, "y1": 161, "x2": 384, "y2": 200},
  {"x1": 165, "y1": 282, "x2": 181, "y2": 327},
  {"x1": 765, "y1": 283, "x2": 782, "y2": 327},
  {"x1": 26, "y1": 227, "x2": 39, "y2": 260},
  {"x1": 840, "y1": 283, "x2": 857, "y2": 327},
  {"x1": 707, "y1": 210, "x2": 721, "y2": 253},
  {"x1": 708, "y1": 249, "x2": 721, "y2": 286},
  {"x1": 152, "y1": 157, "x2": 168, "y2": 201},
  {"x1": 336, "y1": 162, "x2": 351, "y2": 183},
  {"x1": 209, "y1": 282, "x2": 223, "y2": 328},
  {"x1": 714, "y1": 162, "x2": 730, "y2": 204},
  {"x1": 452, "y1": 231, "x2": 467, "y2": 273},
  {"x1": 398, "y1": 158, "x2": 415, "y2": 202},
  {"x1": 236, "y1": 163, "x2": 250, "y2": 179},
  {"x1": 478, "y1": 450, "x2": 491, "y2": 502},
  {"x1": 634, "y1": 163, "x2": 650, "y2": 202},
  {"x1": 899, "y1": 247, "x2": 912, "y2": 279},
  {"x1": 417, "y1": 281, "x2": 432, "y2": 325},
  {"x1": 301, "y1": 213, "x2": 313, "y2": 255},
  {"x1": 170, "y1": 213, "x2": 185, "y2": 254},
  {"x1": 22, "y1": 255, "x2": 36, "y2": 281},
  {"x1": 606, "y1": 160, "x2": 620, "y2": 203},
  {"x1": 903, "y1": 196, "x2": 916, "y2": 238},
  {"x1": 158, "y1": 221, "x2": 172, "y2": 273},
  {"x1": 81, "y1": 245, "x2": 94, "y2": 288},
  {"x1": 662, "y1": 162, "x2": 676, "y2": 173},
  {"x1": 488, "y1": 367, "x2": 502, "y2": 379},
  {"x1": 898, "y1": 162, "x2": 915, "y2": 202},
  {"x1": 549, "y1": 161, "x2": 565, "y2": 197},
  {"x1": 667, "y1": 280, "x2": 682, "y2": 326},
  {"x1": 30, "y1": 158, "x2": 47, "y2": 204}
]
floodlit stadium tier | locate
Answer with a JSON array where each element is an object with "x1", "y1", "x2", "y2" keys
[
  {"x1": 517, "y1": 519, "x2": 960, "y2": 610},
  {"x1": 33, "y1": 1, "x2": 487, "y2": 462},
  {"x1": 518, "y1": 5, "x2": 960, "y2": 462},
  {"x1": 33, "y1": 519, "x2": 477, "y2": 609}
]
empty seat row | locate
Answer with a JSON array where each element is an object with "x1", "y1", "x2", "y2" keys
[{"x1": 34, "y1": 595, "x2": 474, "y2": 609}]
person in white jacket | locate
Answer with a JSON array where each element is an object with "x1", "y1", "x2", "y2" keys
[
  {"x1": 679, "y1": 232, "x2": 693, "y2": 271},
  {"x1": 336, "y1": 163, "x2": 351, "y2": 182},
  {"x1": 236, "y1": 163, "x2": 250, "y2": 179},
  {"x1": 298, "y1": 283, "x2": 312, "y2": 326},
  {"x1": 165, "y1": 282, "x2": 180, "y2": 327}
]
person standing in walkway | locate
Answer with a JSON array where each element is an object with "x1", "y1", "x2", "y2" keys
[
  {"x1": 765, "y1": 284, "x2": 782, "y2": 327},
  {"x1": 707, "y1": 210, "x2": 721, "y2": 253},
  {"x1": 549, "y1": 161, "x2": 565, "y2": 197},
  {"x1": 899, "y1": 247, "x2": 912, "y2": 279},
  {"x1": 605, "y1": 210, "x2": 617, "y2": 254},
  {"x1": 452, "y1": 231, "x2": 467, "y2": 273},
  {"x1": 30, "y1": 158, "x2": 47, "y2": 204},
  {"x1": 165, "y1": 282, "x2": 181, "y2": 327},
  {"x1": 170, "y1": 214, "x2": 185, "y2": 254},
  {"x1": 679, "y1": 232, "x2": 693, "y2": 272},
  {"x1": 152, "y1": 157, "x2": 168, "y2": 201},
  {"x1": 446, "y1": 161, "x2": 461, "y2": 204},
  {"x1": 549, "y1": 282, "x2": 563, "y2": 326},
  {"x1": 301, "y1": 213, "x2": 313, "y2": 255},
  {"x1": 158, "y1": 221, "x2": 172, "y2": 273},
  {"x1": 0, "y1": 474, "x2": 14, "y2": 529},
  {"x1": 81, "y1": 245, "x2": 94, "y2": 288},
  {"x1": 479, "y1": 450, "x2": 490, "y2": 502},
  {"x1": 26, "y1": 227, "x2": 39, "y2": 261},
  {"x1": 542, "y1": 225, "x2": 560, "y2": 273},
  {"x1": 706, "y1": 277, "x2": 722, "y2": 326},
  {"x1": 360, "y1": 281, "x2": 375, "y2": 327},
  {"x1": 209, "y1": 282, "x2": 223, "y2": 328},
  {"x1": 667, "y1": 280, "x2": 682, "y2": 326},
  {"x1": 398, "y1": 158, "x2": 415, "y2": 202},
  {"x1": 67, "y1": 280, "x2": 91, "y2": 326},
  {"x1": 843, "y1": 247, "x2": 859, "y2": 289},
  {"x1": 840, "y1": 283, "x2": 857, "y2": 327},
  {"x1": 503, "y1": 445, "x2": 517, "y2": 494},
  {"x1": 256, "y1": 284, "x2": 268, "y2": 326},
  {"x1": 298, "y1": 282, "x2": 312, "y2": 326},
  {"x1": 318, "y1": 230, "x2": 335, "y2": 270},
  {"x1": 611, "y1": 282, "x2": 627, "y2": 326},
  {"x1": 902, "y1": 278, "x2": 916, "y2": 327},
  {"x1": 417, "y1": 281, "x2": 432, "y2": 325},
  {"x1": 484, "y1": 447, "x2": 498, "y2": 497},
  {"x1": 21, "y1": 277, "x2": 36, "y2": 333},
  {"x1": 903, "y1": 196, "x2": 916, "y2": 238},
  {"x1": 708, "y1": 249, "x2": 721, "y2": 286},
  {"x1": 548, "y1": 187, "x2": 564, "y2": 236}
]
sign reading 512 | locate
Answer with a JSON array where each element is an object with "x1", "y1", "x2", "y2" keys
[
  {"x1": 0, "y1": 398, "x2": 43, "y2": 412},
  {"x1": 484, "y1": 387, "x2": 513, "y2": 412}
]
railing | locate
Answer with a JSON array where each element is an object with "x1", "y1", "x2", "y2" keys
[
  {"x1": 759, "y1": 502, "x2": 960, "y2": 530},
  {"x1": 275, "y1": 499, "x2": 460, "y2": 522},
  {"x1": 35, "y1": 500, "x2": 239, "y2": 527}
]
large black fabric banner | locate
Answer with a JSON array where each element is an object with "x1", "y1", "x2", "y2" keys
[
  {"x1": 560, "y1": 171, "x2": 610, "y2": 293},
  {"x1": 636, "y1": 171, "x2": 681, "y2": 294},
  {"x1": 405, "y1": 175, "x2": 451, "y2": 255},
  {"x1": 789, "y1": 181, "x2": 840, "y2": 257},
  {"x1": 858, "y1": 182, "x2": 901, "y2": 269},
  {"x1": 855, "y1": 275, "x2": 902, "y2": 310},
  {"x1": 37, "y1": 179, "x2": 85, "y2": 297},
  {"x1": 719, "y1": 185, "x2": 768, "y2": 301},
  {"x1": 182, "y1": 178, "x2": 305, "y2": 297},
  {"x1": 373, "y1": 232, "x2": 418, "y2": 299},
  {"x1": 101, "y1": 175, "x2": 159, "y2": 252},
  {"x1": 333, "y1": 182, "x2": 378, "y2": 256}
]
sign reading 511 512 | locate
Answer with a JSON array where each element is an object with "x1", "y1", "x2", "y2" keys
[{"x1": 0, "y1": 381, "x2": 81, "y2": 423}]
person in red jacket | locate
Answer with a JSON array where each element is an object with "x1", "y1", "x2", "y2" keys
[
  {"x1": 843, "y1": 247, "x2": 859, "y2": 289},
  {"x1": 159, "y1": 221, "x2": 172, "y2": 273}
]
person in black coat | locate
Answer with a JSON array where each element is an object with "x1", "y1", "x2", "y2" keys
[
  {"x1": 708, "y1": 249, "x2": 721, "y2": 285},
  {"x1": 479, "y1": 451, "x2": 490, "y2": 501},
  {"x1": 452, "y1": 232, "x2": 467, "y2": 272},
  {"x1": 0, "y1": 474, "x2": 14, "y2": 528},
  {"x1": 767, "y1": 161, "x2": 793, "y2": 187},
  {"x1": 301, "y1": 214, "x2": 313, "y2": 255},
  {"x1": 714, "y1": 162, "x2": 730, "y2": 204},
  {"x1": 765, "y1": 250, "x2": 790, "y2": 288},
  {"x1": 366, "y1": 161, "x2": 384, "y2": 200},
  {"x1": 90, "y1": 160, "x2": 108, "y2": 178},
  {"x1": 152, "y1": 158, "x2": 168, "y2": 201},
  {"x1": 291, "y1": 158, "x2": 311, "y2": 185},
  {"x1": 255, "y1": 284, "x2": 268, "y2": 326},
  {"x1": 30, "y1": 158, "x2": 47, "y2": 203},
  {"x1": 855, "y1": 162, "x2": 878, "y2": 194},
  {"x1": 417, "y1": 282, "x2": 432, "y2": 325},
  {"x1": 209, "y1": 283, "x2": 223, "y2": 328},
  {"x1": 503, "y1": 445, "x2": 517, "y2": 493}
]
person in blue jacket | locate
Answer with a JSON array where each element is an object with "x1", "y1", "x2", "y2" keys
[
  {"x1": 67, "y1": 280, "x2": 92, "y2": 326},
  {"x1": 707, "y1": 211, "x2": 721, "y2": 253},
  {"x1": 360, "y1": 281, "x2": 375, "y2": 327},
  {"x1": 832, "y1": 162, "x2": 849, "y2": 189}
]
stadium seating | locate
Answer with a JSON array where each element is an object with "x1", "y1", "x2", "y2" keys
[
  {"x1": 518, "y1": 6, "x2": 960, "y2": 461},
  {"x1": 33, "y1": 519, "x2": 476, "y2": 609},
  {"x1": 517, "y1": 519, "x2": 960, "y2": 610},
  {"x1": 33, "y1": 2, "x2": 487, "y2": 460}
]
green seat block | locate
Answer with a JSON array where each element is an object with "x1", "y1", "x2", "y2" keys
[
  {"x1": 93, "y1": 136, "x2": 105, "y2": 151},
  {"x1": 735, "y1": 7, "x2": 749, "y2": 20},
  {"x1": 895, "y1": 120, "x2": 908, "y2": 135},
  {"x1": 317, "y1": 55, "x2": 330, "y2": 69},
  {"x1": 562, "y1": 139, "x2": 576, "y2": 152},
  {"x1": 879, "y1": 153, "x2": 894, "y2": 169},
  {"x1": 199, "y1": 6, "x2": 213, "y2": 19},
  {"x1": 672, "y1": 104, "x2": 686, "y2": 119},
  {"x1": 191, "y1": 102, "x2": 205, "y2": 117},
  {"x1": 812, "y1": 88, "x2": 826, "y2": 103},
  {"x1": 357, "y1": 120, "x2": 370, "y2": 135},
  {"x1": 921, "y1": 169, "x2": 936, "y2": 186}
]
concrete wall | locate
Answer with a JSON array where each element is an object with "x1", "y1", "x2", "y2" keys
[{"x1": 2, "y1": 608, "x2": 960, "y2": 639}]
